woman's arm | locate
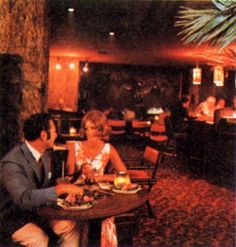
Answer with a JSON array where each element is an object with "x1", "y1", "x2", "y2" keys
[
  {"x1": 109, "y1": 144, "x2": 127, "y2": 173},
  {"x1": 66, "y1": 142, "x2": 76, "y2": 175}
]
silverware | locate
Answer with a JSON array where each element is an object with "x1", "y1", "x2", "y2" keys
[{"x1": 96, "y1": 189, "x2": 114, "y2": 196}]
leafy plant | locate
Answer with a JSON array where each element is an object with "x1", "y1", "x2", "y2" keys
[{"x1": 175, "y1": 0, "x2": 236, "y2": 48}]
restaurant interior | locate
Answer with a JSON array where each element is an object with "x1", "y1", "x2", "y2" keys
[{"x1": 0, "y1": 0, "x2": 235, "y2": 246}]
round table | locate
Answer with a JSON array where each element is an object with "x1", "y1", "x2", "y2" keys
[{"x1": 37, "y1": 189, "x2": 148, "y2": 221}]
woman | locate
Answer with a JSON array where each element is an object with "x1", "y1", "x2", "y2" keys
[{"x1": 66, "y1": 109, "x2": 128, "y2": 247}]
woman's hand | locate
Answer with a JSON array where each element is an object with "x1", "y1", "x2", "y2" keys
[{"x1": 82, "y1": 163, "x2": 95, "y2": 180}]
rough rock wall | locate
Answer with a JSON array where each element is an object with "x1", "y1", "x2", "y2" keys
[{"x1": 0, "y1": 0, "x2": 49, "y2": 156}]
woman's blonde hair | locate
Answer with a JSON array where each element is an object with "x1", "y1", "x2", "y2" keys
[{"x1": 79, "y1": 110, "x2": 109, "y2": 139}]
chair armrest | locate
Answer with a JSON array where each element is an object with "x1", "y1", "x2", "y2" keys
[
  {"x1": 127, "y1": 165, "x2": 150, "y2": 170},
  {"x1": 130, "y1": 178, "x2": 156, "y2": 185},
  {"x1": 122, "y1": 158, "x2": 142, "y2": 162}
]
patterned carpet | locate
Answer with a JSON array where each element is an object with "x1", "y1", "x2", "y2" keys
[{"x1": 116, "y1": 142, "x2": 235, "y2": 247}]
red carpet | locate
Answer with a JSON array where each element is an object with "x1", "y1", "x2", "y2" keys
[{"x1": 116, "y1": 143, "x2": 235, "y2": 247}]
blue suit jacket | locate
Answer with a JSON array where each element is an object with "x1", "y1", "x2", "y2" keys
[{"x1": 0, "y1": 142, "x2": 56, "y2": 235}]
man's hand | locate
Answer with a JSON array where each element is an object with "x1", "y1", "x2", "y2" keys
[{"x1": 55, "y1": 183, "x2": 83, "y2": 197}]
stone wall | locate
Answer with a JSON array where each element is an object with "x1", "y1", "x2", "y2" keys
[{"x1": 0, "y1": 0, "x2": 48, "y2": 157}]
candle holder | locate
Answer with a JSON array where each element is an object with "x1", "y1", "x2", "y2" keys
[{"x1": 114, "y1": 171, "x2": 131, "y2": 188}]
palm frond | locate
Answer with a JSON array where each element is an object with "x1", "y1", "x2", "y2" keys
[
  {"x1": 212, "y1": 0, "x2": 236, "y2": 10},
  {"x1": 175, "y1": 2, "x2": 236, "y2": 48}
]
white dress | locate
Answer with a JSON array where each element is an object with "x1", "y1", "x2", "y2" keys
[
  {"x1": 75, "y1": 141, "x2": 110, "y2": 175},
  {"x1": 74, "y1": 141, "x2": 117, "y2": 247}
]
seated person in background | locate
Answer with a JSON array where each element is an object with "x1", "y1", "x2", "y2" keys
[
  {"x1": 216, "y1": 98, "x2": 226, "y2": 110},
  {"x1": 0, "y1": 113, "x2": 83, "y2": 246},
  {"x1": 123, "y1": 107, "x2": 136, "y2": 121},
  {"x1": 231, "y1": 95, "x2": 236, "y2": 111},
  {"x1": 57, "y1": 98, "x2": 73, "y2": 112},
  {"x1": 67, "y1": 109, "x2": 128, "y2": 247},
  {"x1": 214, "y1": 98, "x2": 234, "y2": 127},
  {"x1": 195, "y1": 96, "x2": 216, "y2": 116},
  {"x1": 170, "y1": 96, "x2": 192, "y2": 132}
]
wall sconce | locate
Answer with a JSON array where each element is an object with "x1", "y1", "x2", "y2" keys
[
  {"x1": 55, "y1": 57, "x2": 61, "y2": 70},
  {"x1": 213, "y1": 65, "x2": 224, "y2": 87},
  {"x1": 69, "y1": 62, "x2": 75, "y2": 70},
  {"x1": 83, "y1": 62, "x2": 89, "y2": 73},
  {"x1": 192, "y1": 66, "x2": 202, "y2": 85}
]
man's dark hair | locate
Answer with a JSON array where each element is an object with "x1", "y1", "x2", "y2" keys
[{"x1": 23, "y1": 113, "x2": 53, "y2": 141}]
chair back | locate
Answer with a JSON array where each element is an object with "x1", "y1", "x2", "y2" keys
[
  {"x1": 150, "y1": 123, "x2": 165, "y2": 133},
  {"x1": 132, "y1": 120, "x2": 151, "y2": 128},
  {"x1": 108, "y1": 119, "x2": 126, "y2": 127},
  {"x1": 108, "y1": 119, "x2": 126, "y2": 135},
  {"x1": 143, "y1": 146, "x2": 159, "y2": 165},
  {"x1": 49, "y1": 146, "x2": 69, "y2": 185},
  {"x1": 127, "y1": 145, "x2": 163, "y2": 216},
  {"x1": 149, "y1": 123, "x2": 168, "y2": 148},
  {"x1": 131, "y1": 120, "x2": 151, "y2": 137}
]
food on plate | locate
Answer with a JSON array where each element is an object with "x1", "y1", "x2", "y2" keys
[
  {"x1": 61, "y1": 191, "x2": 95, "y2": 207},
  {"x1": 114, "y1": 183, "x2": 139, "y2": 191}
]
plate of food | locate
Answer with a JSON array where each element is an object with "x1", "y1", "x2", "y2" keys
[
  {"x1": 57, "y1": 193, "x2": 95, "y2": 210},
  {"x1": 112, "y1": 183, "x2": 142, "y2": 194},
  {"x1": 98, "y1": 182, "x2": 113, "y2": 190}
]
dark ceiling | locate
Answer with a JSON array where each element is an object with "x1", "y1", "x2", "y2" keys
[{"x1": 48, "y1": 0, "x2": 235, "y2": 68}]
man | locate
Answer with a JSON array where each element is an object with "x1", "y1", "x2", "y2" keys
[
  {"x1": 57, "y1": 98, "x2": 72, "y2": 112},
  {"x1": 0, "y1": 113, "x2": 83, "y2": 246},
  {"x1": 195, "y1": 96, "x2": 216, "y2": 116},
  {"x1": 170, "y1": 96, "x2": 191, "y2": 133}
]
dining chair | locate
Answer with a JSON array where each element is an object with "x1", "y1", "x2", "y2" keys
[
  {"x1": 130, "y1": 120, "x2": 152, "y2": 147},
  {"x1": 149, "y1": 122, "x2": 168, "y2": 150},
  {"x1": 163, "y1": 116, "x2": 187, "y2": 157},
  {"x1": 48, "y1": 145, "x2": 69, "y2": 185},
  {"x1": 125, "y1": 145, "x2": 164, "y2": 217},
  {"x1": 107, "y1": 119, "x2": 126, "y2": 142},
  {"x1": 131, "y1": 120, "x2": 151, "y2": 137}
]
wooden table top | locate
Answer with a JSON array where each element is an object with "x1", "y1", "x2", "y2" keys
[{"x1": 37, "y1": 188, "x2": 148, "y2": 221}]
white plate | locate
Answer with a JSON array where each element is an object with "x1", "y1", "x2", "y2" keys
[
  {"x1": 57, "y1": 199, "x2": 93, "y2": 210},
  {"x1": 112, "y1": 187, "x2": 142, "y2": 194},
  {"x1": 98, "y1": 182, "x2": 112, "y2": 190}
]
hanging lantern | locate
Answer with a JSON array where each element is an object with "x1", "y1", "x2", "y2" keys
[
  {"x1": 214, "y1": 65, "x2": 224, "y2": 87},
  {"x1": 193, "y1": 67, "x2": 202, "y2": 85}
]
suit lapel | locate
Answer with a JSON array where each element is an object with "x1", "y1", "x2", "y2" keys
[
  {"x1": 41, "y1": 153, "x2": 52, "y2": 186},
  {"x1": 20, "y1": 143, "x2": 52, "y2": 187},
  {"x1": 20, "y1": 143, "x2": 41, "y2": 181}
]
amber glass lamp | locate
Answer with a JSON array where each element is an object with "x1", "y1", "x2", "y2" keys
[
  {"x1": 193, "y1": 67, "x2": 202, "y2": 85},
  {"x1": 114, "y1": 171, "x2": 131, "y2": 187},
  {"x1": 214, "y1": 65, "x2": 224, "y2": 87}
]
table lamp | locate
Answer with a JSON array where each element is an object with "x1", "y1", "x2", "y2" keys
[{"x1": 69, "y1": 127, "x2": 77, "y2": 135}]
